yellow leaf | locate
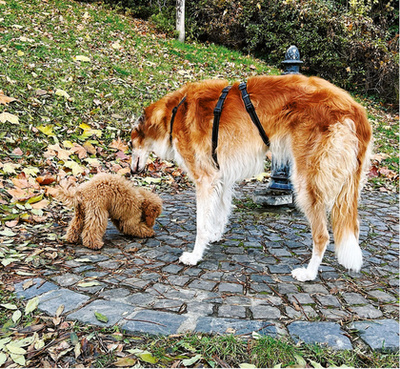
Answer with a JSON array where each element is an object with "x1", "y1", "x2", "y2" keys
[
  {"x1": 63, "y1": 161, "x2": 85, "y2": 176},
  {"x1": 75, "y1": 55, "x2": 90, "y2": 62},
  {"x1": 6, "y1": 344, "x2": 26, "y2": 355},
  {"x1": 2, "y1": 163, "x2": 20, "y2": 174},
  {"x1": 55, "y1": 89, "x2": 70, "y2": 99},
  {"x1": 112, "y1": 41, "x2": 121, "y2": 50},
  {"x1": 37, "y1": 125, "x2": 55, "y2": 136},
  {"x1": 84, "y1": 157, "x2": 101, "y2": 167},
  {"x1": 62, "y1": 140, "x2": 74, "y2": 148},
  {"x1": 10, "y1": 353, "x2": 26, "y2": 366},
  {"x1": 79, "y1": 123, "x2": 91, "y2": 130},
  {"x1": 25, "y1": 296, "x2": 39, "y2": 314},
  {"x1": 0, "y1": 112, "x2": 19, "y2": 124},
  {"x1": 17, "y1": 50, "x2": 24, "y2": 56},
  {"x1": 23, "y1": 166, "x2": 40, "y2": 177}
]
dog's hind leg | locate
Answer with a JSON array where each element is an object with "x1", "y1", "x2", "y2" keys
[
  {"x1": 291, "y1": 199, "x2": 330, "y2": 282},
  {"x1": 65, "y1": 203, "x2": 85, "y2": 243},
  {"x1": 81, "y1": 208, "x2": 108, "y2": 250},
  {"x1": 179, "y1": 178, "x2": 232, "y2": 265}
]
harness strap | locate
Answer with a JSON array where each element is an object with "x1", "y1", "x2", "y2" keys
[
  {"x1": 239, "y1": 82, "x2": 270, "y2": 147},
  {"x1": 212, "y1": 85, "x2": 232, "y2": 169},
  {"x1": 169, "y1": 96, "x2": 186, "y2": 145}
]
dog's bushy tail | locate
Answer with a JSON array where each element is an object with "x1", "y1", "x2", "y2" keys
[
  {"x1": 330, "y1": 119, "x2": 372, "y2": 273},
  {"x1": 54, "y1": 180, "x2": 81, "y2": 208}
]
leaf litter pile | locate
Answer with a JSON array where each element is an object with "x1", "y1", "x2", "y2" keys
[{"x1": 0, "y1": 0, "x2": 399, "y2": 367}]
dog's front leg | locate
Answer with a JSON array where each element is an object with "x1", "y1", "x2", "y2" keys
[{"x1": 179, "y1": 179, "x2": 227, "y2": 266}]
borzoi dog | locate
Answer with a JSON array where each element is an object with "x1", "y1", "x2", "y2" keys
[{"x1": 130, "y1": 74, "x2": 372, "y2": 281}]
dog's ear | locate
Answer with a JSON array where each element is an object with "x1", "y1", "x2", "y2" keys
[{"x1": 142, "y1": 199, "x2": 161, "y2": 227}]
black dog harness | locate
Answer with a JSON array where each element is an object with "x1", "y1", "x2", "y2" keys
[
  {"x1": 169, "y1": 96, "x2": 186, "y2": 145},
  {"x1": 211, "y1": 82, "x2": 270, "y2": 168},
  {"x1": 169, "y1": 83, "x2": 270, "y2": 169}
]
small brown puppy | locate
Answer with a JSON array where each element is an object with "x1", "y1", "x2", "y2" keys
[{"x1": 56, "y1": 173, "x2": 162, "y2": 250}]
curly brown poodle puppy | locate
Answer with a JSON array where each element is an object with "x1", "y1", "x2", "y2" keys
[{"x1": 56, "y1": 173, "x2": 162, "y2": 250}]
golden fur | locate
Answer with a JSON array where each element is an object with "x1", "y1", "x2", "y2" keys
[
  {"x1": 130, "y1": 74, "x2": 372, "y2": 281},
  {"x1": 56, "y1": 173, "x2": 162, "y2": 250}
]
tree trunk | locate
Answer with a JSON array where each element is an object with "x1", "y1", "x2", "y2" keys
[{"x1": 176, "y1": 0, "x2": 185, "y2": 42}]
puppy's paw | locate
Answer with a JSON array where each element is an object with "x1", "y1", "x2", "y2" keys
[
  {"x1": 84, "y1": 241, "x2": 104, "y2": 250},
  {"x1": 291, "y1": 267, "x2": 317, "y2": 282},
  {"x1": 65, "y1": 233, "x2": 79, "y2": 244},
  {"x1": 179, "y1": 252, "x2": 201, "y2": 266}
]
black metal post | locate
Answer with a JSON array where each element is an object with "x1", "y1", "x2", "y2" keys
[{"x1": 253, "y1": 45, "x2": 303, "y2": 206}]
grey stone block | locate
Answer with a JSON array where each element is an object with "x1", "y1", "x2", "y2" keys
[
  {"x1": 342, "y1": 292, "x2": 369, "y2": 305},
  {"x1": 188, "y1": 280, "x2": 217, "y2": 291},
  {"x1": 14, "y1": 278, "x2": 59, "y2": 299},
  {"x1": 195, "y1": 317, "x2": 277, "y2": 337},
  {"x1": 38, "y1": 289, "x2": 89, "y2": 315},
  {"x1": 251, "y1": 306, "x2": 280, "y2": 320},
  {"x1": 316, "y1": 295, "x2": 341, "y2": 307},
  {"x1": 219, "y1": 282, "x2": 243, "y2": 294},
  {"x1": 349, "y1": 305, "x2": 383, "y2": 319},
  {"x1": 350, "y1": 319, "x2": 399, "y2": 351},
  {"x1": 288, "y1": 321, "x2": 352, "y2": 350},
  {"x1": 67, "y1": 299, "x2": 135, "y2": 326},
  {"x1": 122, "y1": 310, "x2": 186, "y2": 335},
  {"x1": 218, "y1": 305, "x2": 246, "y2": 319}
]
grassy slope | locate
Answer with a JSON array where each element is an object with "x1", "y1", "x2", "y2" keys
[{"x1": 0, "y1": 0, "x2": 398, "y2": 368}]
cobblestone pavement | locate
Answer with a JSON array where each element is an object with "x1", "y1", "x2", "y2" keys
[{"x1": 15, "y1": 182, "x2": 399, "y2": 352}]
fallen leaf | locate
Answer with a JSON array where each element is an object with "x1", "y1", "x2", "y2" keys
[
  {"x1": 25, "y1": 296, "x2": 39, "y2": 314},
  {"x1": 182, "y1": 354, "x2": 202, "y2": 367},
  {"x1": 71, "y1": 143, "x2": 88, "y2": 159},
  {"x1": 75, "y1": 55, "x2": 90, "y2": 62},
  {"x1": 5, "y1": 219, "x2": 19, "y2": 228},
  {"x1": 110, "y1": 137, "x2": 129, "y2": 152},
  {"x1": 37, "y1": 125, "x2": 55, "y2": 136},
  {"x1": 0, "y1": 112, "x2": 19, "y2": 124},
  {"x1": 94, "y1": 311, "x2": 109, "y2": 323},
  {"x1": 1, "y1": 303, "x2": 18, "y2": 310},
  {"x1": 2, "y1": 163, "x2": 20, "y2": 174},
  {"x1": 0, "y1": 90, "x2": 17, "y2": 105},
  {"x1": 7, "y1": 187, "x2": 36, "y2": 201},
  {"x1": 114, "y1": 357, "x2": 137, "y2": 367},
  {"x1": 12, "y1": 310, "x2": 22, "y2": 323},
  {"x1": 36, "y1": 175, "x2": 56, "y2": 186},
  {"x1": 63, "y1": 160, "x2": 86, "y2": 176},
  {"x1": 55, "y1": 89, "x2": 70, "y2": 99},
  {"x1": 12, "y1": 147, "x2": 23, "y2": 155}
]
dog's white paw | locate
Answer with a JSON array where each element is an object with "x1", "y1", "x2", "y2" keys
[
  {"x1": 291, "y1": 267, "x2": 318, "y2": 282},
  {"x1": 179, "y1": 252, "x2": 201, "y2": 266}
]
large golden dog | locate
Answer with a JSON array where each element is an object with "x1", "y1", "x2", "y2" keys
[{"x1": 130, "y1": 74, "x2": 372, "y2": 281}]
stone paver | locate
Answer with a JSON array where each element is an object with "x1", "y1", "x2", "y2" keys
[{"x1": 13, "y1": 184, "x2": 399, "y2": 351}]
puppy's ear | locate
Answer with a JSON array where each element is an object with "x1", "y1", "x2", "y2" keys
[{"x1": 142, "y1": 200, "x2": 161, "y2": 227}]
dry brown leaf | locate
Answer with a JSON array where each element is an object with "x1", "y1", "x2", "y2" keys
[
  {"x1": 31, "y1": 199, "x2": 49, "y2": 209},
  {"x1": 83, "y1": 141, "x2": 96, "y2": 155},
  {"x1": 36, "y1": 175, "x2": 56, "y2": 186},
  {"x1": 12, "y1": 147, "x2": 23, "y2": 156},
  {"x1": 0, "y1": 90, "x2": 17, "y2": 105},
  {"x1": 71, "y1": 143, "x2": 88, "y2": 159},
  {"x1": 110, "y1": 137, "x2": 129, "y2": 152},
  {"x1": 5, "y1": 219, "x2": 19, "y2": 228},
  {"x1": 7, "y1": 187, "x2": 37, "y2": 201}
]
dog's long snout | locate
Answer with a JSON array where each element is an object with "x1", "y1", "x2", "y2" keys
[{"x1": 131, "y1": 156, "x2": 145, "y2": 174}]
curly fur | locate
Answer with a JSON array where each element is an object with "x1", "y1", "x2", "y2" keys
[{"x1": 56, "y1": 173, "x2": 162, "y2": 250}]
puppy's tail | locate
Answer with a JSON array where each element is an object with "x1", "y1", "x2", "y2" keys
[{"x1": 54, "y1": 180, "x2": 81, "y2": 208}]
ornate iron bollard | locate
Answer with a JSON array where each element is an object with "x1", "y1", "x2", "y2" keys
[{"x1": 253, "y1": 45, "x2": 303, "y2": 206}]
